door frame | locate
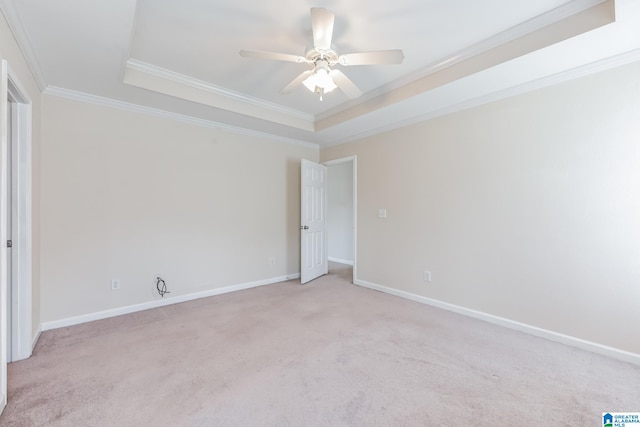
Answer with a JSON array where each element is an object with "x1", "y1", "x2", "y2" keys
[
  {"x1": 323, "y1": 156, "x2": 357, "y2": 284},
  {"x1": 1, "y1": 60, "x2": 33, "y2": 366}
]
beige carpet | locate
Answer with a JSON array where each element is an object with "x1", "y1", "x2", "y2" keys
[{"x1": 2, "y1": 263, "x2": 639, "y2": 426}]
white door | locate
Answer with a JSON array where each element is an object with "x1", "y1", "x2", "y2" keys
[{"x1": 300, "y1": 159, "x2": 328, "y2": 284}]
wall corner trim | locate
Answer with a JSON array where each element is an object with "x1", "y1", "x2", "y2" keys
[
  {"x1": 41, "y1": 273, "x2": 301, "y2": 332},
  {"x1": 31, "y1": 327, "x2": 41, "y2": 351},
  {"x1": 354, "y1": 279, "x2": 640, "y2": 366}
]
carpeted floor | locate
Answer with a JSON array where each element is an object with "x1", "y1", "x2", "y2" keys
[{"x1": 2, "y1": 263, "x2": 639, "y2": 426}]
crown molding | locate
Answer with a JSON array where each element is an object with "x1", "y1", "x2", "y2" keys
[
  {"x1": 43, "y1": 86, "x2": 318, "y2": 149},
  {"x1": 393, "y1": 0, "x2": 611, "y2": 92},
  {"x1": 124, "y1": 59, "x2": 316, "y2": 131},
  {"x1": 0, "y1": 0, "x2": 47, "y2": 90},
  {"x1": 126, "y1": 59, "x2": 314, "y2": 122},
  {"x1": 317, "y1": 0, "x2": 612, "y2": 124},
  {"x1": 43, "y1": 46, "x2": 640, "y2": 150},
  {"x1": 324, "y1": 48, "x2": 640, "y2": 148}
]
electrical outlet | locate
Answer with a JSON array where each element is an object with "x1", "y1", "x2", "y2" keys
[
  {"x1": 111, "y1": 279, "x2": 121, "y2": 291},
  {"x1": 423, "y1": 271, "x2": 431, "y2": 282}
]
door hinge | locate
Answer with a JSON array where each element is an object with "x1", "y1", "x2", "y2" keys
[{"x1": 7, "y1": 240, "x2": 12, "y2": 248}]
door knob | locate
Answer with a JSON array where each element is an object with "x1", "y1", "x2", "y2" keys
[{"x1": 300, "y1": 225, "x2": 309, "y2": 230}]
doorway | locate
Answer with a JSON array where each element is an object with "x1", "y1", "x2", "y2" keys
[{"x1": 324, "y1": 156, "x2": 356, "y2": 283}]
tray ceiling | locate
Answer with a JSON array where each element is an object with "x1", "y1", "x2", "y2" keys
[{"x1": 2, "y1": 0, "x2": 639, "y2": 146}]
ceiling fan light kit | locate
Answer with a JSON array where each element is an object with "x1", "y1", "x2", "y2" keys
[
  {"x1": 302, "y1": 60, "x2": 337, "y2": 101},
  {"x1": 240, "y1": 7, "x2": 404, "y2": 101}
]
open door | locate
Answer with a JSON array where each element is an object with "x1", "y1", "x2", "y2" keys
[{"x1": 300, "y1": 159, "x2": 328, "y2": 284}]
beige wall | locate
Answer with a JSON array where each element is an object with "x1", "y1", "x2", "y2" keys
[
  {"x1": 41, "y1": 95, "x2": 317, "y2": 323},
  {"x1": 6, "y1": 1, "x2": 639, "y2": 355},
  {"x1": 321, "y1": 60, "x2": 640, "y2": 354},
  {"x1": 0, "y1": 10, "x2": 42, "y2": 341}
]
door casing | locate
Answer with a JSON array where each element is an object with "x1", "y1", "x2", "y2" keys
[{"x1": 0, "y1": 60, "x2": 34, "y2": 417}]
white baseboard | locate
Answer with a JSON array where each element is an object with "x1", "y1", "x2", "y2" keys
[
  {"x1": 354, "y1": 278, "x2": 640, "y2": 366},
  {"x1": 328, "y1": 257, "x2": 354, "y2": 266},
  {"x1": 42, "y1": 273, "x2": 300, "y2": 331}
]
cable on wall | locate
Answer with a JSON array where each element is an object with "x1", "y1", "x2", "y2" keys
[{"x1": 156, "y1": 276, "x2": 170, "y2": 297}]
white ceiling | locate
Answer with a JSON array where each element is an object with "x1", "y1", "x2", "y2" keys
[{"x1": 2, "y1": 0, "x2": 640, "y2": 147}]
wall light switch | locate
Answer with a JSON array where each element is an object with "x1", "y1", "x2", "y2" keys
[
  {"x1": 378, "y1": 208, "x2": 387, "y2": 218},
  {"x1": 423, "y1": 271, "x2": 431, "y2": 282}
]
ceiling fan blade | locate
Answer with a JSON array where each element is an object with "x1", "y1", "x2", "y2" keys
[
  {"x1": 311, "y1": 7, "x2": 335, "y2": 50},
  {"x1": 338, "y1": 50, "x2": 405, "y2": 66},
  {"x1": 329, "y1": 69, "x2": 362, "y2": 99},
  {"x1": 280, "y1": 70, "x2": 314, "y2": 94},
  {"x1": 239, "y1": 50, "x2": 307, "y2": 63}
]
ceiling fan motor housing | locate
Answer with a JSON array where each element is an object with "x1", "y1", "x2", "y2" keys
[{"x1": 305, "y1": 47, "x2": 339, "y2": 66}]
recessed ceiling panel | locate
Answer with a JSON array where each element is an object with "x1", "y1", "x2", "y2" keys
[
  {"x1": 129, "y1": 0, "x2": 575, "y2": 115},
  {"x1": 4, "y1": 0, "x2": 638, "y2": 147}
]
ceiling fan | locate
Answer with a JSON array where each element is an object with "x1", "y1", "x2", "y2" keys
[{"x1": 239, "y1": 7, "x2": 404, "y2": 101}]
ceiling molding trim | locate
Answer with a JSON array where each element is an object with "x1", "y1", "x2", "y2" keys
[
  {"x1": 316, "y1": 0, "x2": 612, "y2": 124},
  {"x1": 324, "y1": 47, "x2": 640, "y2": 148},
  {"x1": 0, "y1": 0, "x2": 47, "y2": 90},
  {"x1": 126, "y1": 59, "x2": 313, "y2": 121},
  {"x1": 43, "y1": 86, "x2": 318, "y2": 149},
  {"x1": 125, "y1": 59, "x2": 315, "y2": 132},
  {"x1": 392, "y1": 0, "x2": 610, "y2": 89}
]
